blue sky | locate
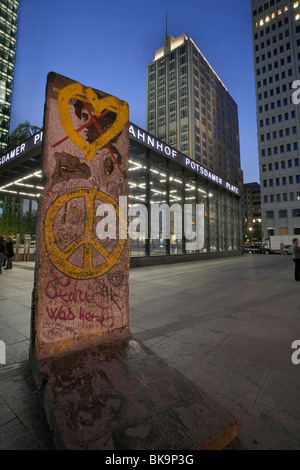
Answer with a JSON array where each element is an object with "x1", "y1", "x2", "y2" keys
[{"x1": 10, "y1": 0, "x2": 259, "y2": 183}]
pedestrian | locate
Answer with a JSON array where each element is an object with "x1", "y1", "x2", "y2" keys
[
  {"x1": 292, "y1": 238, "x2": 300, "y2": 281},
  {"x1": 5, "y1": 236, "x2": 14, "y2": 270},
  {"x1": 0, "y1": 236, "x2": 5, "y2": 274},
  {"x1": 2, "y1": 236, "x2": 6, "y2": 267}
]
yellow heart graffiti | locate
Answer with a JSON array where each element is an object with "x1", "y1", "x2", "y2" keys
[{"x1": 57, "y1": 82, "x2": 129, "y2": 162}]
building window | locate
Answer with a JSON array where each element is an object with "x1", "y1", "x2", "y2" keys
[
  {"x1": 181, "y1": 143, "x2": 188, "y2": 152},
  {"x1": 279, "y1": 210, "x2": 288, "y2": 218},
  {"x1": 180, "y1": 108, "x2": 188, "y2": 119},
  {"x1": 292, "y1": 209, "x2": 300, "y2": 217}
]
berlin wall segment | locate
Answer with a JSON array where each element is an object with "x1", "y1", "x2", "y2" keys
[
  {"x1": 28, "y1": 72, "x2": 239, "y2": 451},
  {"x1": 30, "y1": 72, "x2": 130, "y2": 363}
]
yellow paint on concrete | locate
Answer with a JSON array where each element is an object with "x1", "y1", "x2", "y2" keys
[
  {"x1": 44, "y1": 188, "x2": 126, "y2": 279},
  {"x1": 56, "y1": 82, "x2": 129, "y2": 162}
]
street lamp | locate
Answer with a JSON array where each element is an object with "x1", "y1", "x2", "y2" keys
[{"x1": 249, "y1": 226, "x2": 253, "y2": 245}]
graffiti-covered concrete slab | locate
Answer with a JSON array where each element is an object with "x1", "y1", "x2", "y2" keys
[
  {"x1": 31, "y1": 72, "x2": 130, "y2": 361},
  {"x1": 30, "y1": 72, "x2": 239, "y2": 450}
]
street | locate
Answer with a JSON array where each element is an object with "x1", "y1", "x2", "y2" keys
[{"x1": 0, "y1": 254, "x2": 299, "y2": 449}]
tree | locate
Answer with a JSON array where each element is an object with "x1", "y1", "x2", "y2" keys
[{"x1": 7, "y1": 121, "x2": 42, "y2": 150}]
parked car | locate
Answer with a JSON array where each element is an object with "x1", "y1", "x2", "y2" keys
[
  {"x1": 283, "y1": 245, "x2": 292, "y2": 255},
  {"x1": 244, "y1": 245, "x2": 263, "y2": 254}
]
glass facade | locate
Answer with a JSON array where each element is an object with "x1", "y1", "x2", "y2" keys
[
  {"x1": 0, "y1": 126, "x2": 242, "y2": 260},
  {"x1": 128, "y1": 141, "x2": 242, "y2": 258},
  {"x1": 0, "y1": 0, "x2": 19, "y2": 155}
]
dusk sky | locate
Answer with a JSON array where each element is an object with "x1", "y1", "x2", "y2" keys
[{"x1": 10, "y1": 0, "x2": 259, "y2": 183}]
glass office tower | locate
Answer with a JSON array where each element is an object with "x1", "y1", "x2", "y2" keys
[{"x1": 0, "y1": 0, "x2": 19, "y2": 155}]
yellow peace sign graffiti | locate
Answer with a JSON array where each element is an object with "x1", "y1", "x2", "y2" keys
[{"x1": 44, "y1": 188, "x2": 126, "y2": 279}]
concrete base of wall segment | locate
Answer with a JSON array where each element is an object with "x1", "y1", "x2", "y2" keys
[{"x1": 31, "y1": 335, "x2": 239, "y2": 450}]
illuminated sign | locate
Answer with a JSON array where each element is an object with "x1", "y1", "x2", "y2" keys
[
  {"x1": 0, "y1": 124, "x2": 240, "y2": 196},
  {"x1": 0, "y1": 131, "x2": 43, "y2": 170},
  {"x1": 129, "y1": 124, "x2": 240, "y2": 196}
]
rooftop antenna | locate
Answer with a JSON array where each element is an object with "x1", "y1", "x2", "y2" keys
[
  {"x1": 166, "y1": 10, "x2": 168, "y2": 37},
  {"x1": 165, "y1": 10, "x2": 169, "y2": 46}
]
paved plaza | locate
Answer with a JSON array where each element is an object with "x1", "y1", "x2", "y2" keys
[{"x1": 0, "y1": 254, "x2": 299, "y2": 450}]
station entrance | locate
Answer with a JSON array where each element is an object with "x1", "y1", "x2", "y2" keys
[
  {"x1": 0, "y1": 131, "x2": 43, "y2": 260},
  {"x1": 0, "y1": 125, "x2": 242, "y2": 265}
]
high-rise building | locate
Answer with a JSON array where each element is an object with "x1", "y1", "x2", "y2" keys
[
  {"x1": 243, "y1": 182, "x2": 262, "y2": 226},
  {"x1": 146, "y1": 34, "x2": 243, "y2": 190},
  {"x1": 0, "y1": 0, "x2": 19, "y2": 155},
  {"x1": 251, "y1": 0, "x2": 300, "y2": 238}
]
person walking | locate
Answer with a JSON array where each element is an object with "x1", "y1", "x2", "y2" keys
[
  {"x1": 0, "y1": 236, "x2": 6, "y2": 274},
  {"x1": 292, "y1": 238, "x2": 300, "y2": 281},
  {"x1": 5, "y1": 236, "x2": 14, "y2": 270}
]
